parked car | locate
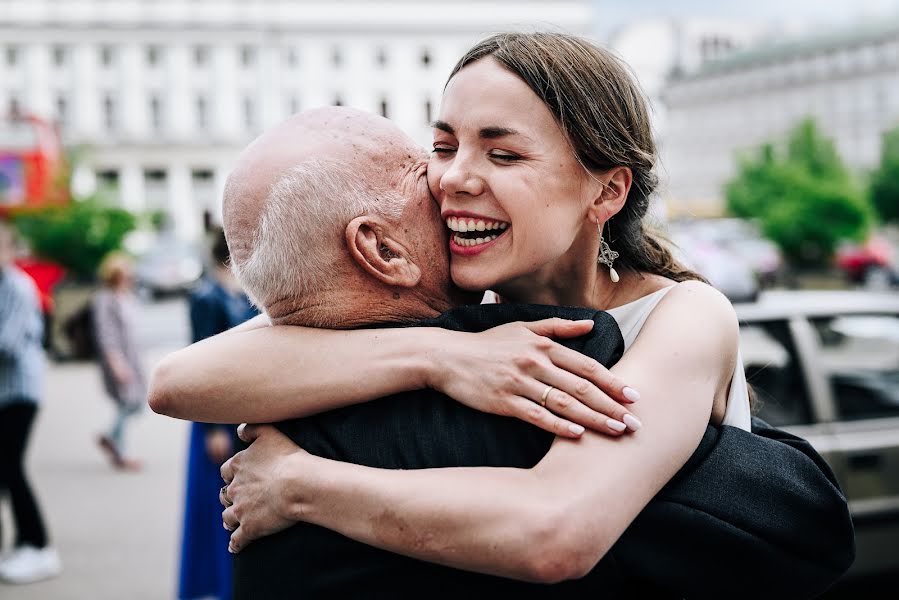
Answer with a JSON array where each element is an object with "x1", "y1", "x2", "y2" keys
[
  {"x1": 835, "y1": 236, "x2": 899, "y2": 290},
  {"x1": 134, "y1": 235, "x2": 204, "y2": 298},
  {"x1": 734, "y1": 290, "x2": 899, "y2": 579}
]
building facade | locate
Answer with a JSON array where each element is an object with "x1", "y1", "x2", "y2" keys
[
  {"x1": 0, "y1": 0, "x2": 592, "y2": 239},
  {"x1": 661, "y1": 19, "x2": 899, "y2": 216}
]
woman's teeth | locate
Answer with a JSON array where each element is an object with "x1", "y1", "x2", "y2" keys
[
  {"x1": 446, "y1": 217, "x2": 509, "y2": 233},
  {"x1": 452, "y1": 234, "x2": 500, "y2": 247}
]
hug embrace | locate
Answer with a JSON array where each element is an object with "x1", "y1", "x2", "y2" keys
[{"x1": 151, "y1": 32, "x2": 855, "y2": 599}]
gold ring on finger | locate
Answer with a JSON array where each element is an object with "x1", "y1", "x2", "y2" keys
[{"x1": 540, "y1": 385, "x2": 555, "y2": 407}]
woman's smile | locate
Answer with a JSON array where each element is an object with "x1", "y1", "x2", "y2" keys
[{"x1": 443, "y1": 210, "x2": 510, "y2": 256}]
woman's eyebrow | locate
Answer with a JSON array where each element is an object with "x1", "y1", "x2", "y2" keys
[
  {"x1": 479, "y1": 126, "x2": 521, "y2": 139},
  {"x1": 432, "y1": 120, "x2": 454, "y2": 134}
]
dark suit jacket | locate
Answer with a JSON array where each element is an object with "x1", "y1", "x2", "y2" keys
[{"x1": 234, "y1": 304, "x2": 854, "y2": 599}]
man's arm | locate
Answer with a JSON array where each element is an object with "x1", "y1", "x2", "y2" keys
[{"x1": 0, "y1": 278, "x2": 34, "y2": 359}]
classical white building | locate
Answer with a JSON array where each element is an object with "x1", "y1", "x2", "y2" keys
[
  {"x1": 0, "y1": 0, "x2": 592, "y2": 239},
  {"x1": 661, "y1": 18, "x2": 899, "y2": 216}
]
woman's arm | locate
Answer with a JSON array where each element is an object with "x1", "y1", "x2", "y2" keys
[
  {"x1": 222, "y1": 282, "x2": 738, "y2": 582},
  {"x1": 149, "y1": 317, "x2": 639, "y2": 437}
]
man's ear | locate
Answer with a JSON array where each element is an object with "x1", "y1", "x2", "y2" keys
[
  {"x1": 588, "y1": 166, "x2": 632, "y2": 223},
  {"x1": 345, "y1": 216, "x2": 422, "y2": 288}
]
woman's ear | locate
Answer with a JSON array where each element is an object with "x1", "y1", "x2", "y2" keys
[
  {"x1": 345, "y1": 216, "x2": 422, "y2": 288},
  {"x1": 588, "y1": 166, "x2": 632, "y2": 223}
]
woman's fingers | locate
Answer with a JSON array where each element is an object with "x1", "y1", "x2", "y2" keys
[
  {"x1": 526, "y1": 381, "x2": 637, "y2": 436},
  {"x1": 549, "y1": 344, "x2": 640, "y2": 406},
  {"x1": 517, "y1": 318, "x2": 596, "y2": 339},
  {"x1": 504, "y1": 396, "x2": 593, "y2": 438}
]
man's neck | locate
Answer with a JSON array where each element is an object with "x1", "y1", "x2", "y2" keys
[{"x1": 269, "y1": 285, "x2": 445, "y2": 329}]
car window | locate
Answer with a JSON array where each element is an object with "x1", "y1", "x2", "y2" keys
[
  {"x1": 739, "y1": 320, "x2": 815, "y2": 427},
  {"x1": 811, "y1": 314, "x2": 899, "y2": 421}
]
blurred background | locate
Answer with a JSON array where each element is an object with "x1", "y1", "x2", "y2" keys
[{"x1": 1, "y1": 0, "x2": 898, "y2": 598}]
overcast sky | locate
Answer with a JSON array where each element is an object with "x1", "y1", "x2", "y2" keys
[{"x1": 594, "y1": 0, "x2": 899, "y2": 37}]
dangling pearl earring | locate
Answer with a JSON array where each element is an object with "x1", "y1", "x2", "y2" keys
[{"x1": 596, "y1": 221, "x2": 620, "y2": 283}]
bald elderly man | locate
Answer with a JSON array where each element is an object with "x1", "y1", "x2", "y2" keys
[{"x1": 151, "y1": 108, "x2": 853, "y2": 599}]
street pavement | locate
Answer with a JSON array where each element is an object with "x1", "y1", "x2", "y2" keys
[{"x1": 1, "y1": 297, "x2": 194, "y2": 600}]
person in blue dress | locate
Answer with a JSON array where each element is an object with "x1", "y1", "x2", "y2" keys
[{"x1": 178, "y1": 230, "x2": 258, "y2": 600}]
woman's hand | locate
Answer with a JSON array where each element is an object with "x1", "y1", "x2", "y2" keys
[
  {"x1": 220, "y1": 424, "x2": 308, "y2": 553},
  {"x1": 427, "y1": 318, "x2": 642, "y2": 438}
]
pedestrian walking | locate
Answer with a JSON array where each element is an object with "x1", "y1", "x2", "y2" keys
[
  {"x1": 0, "y1": 222, "x2": 62, "y2": 584},
  {"x1": 93, "y1": 252, "x2": 146, "y2": 471}
]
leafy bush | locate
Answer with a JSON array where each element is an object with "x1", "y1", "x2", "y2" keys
[
  {"x1": 725, "y1": 119, "x2": 873, "y2": 268},
  {"x1": 870, "y1": 126, "x2": 899, "y2": 224},
  {"x1": 13, "y1": 196, "x2": 137, "y2": 280}
]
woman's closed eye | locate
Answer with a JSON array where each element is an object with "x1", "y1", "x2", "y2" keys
[
  {"x1": 432, "y1": 144, "x2": 456, "y2": 156},
  {"x1": 488, "y1": 151, "x2": 522, "y2": 163}
]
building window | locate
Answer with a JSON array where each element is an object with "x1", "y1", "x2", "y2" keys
[
  {"x1": 243, "y1": 96, "x2": 256, "y2": 129},
  {"x1": 52, "y1": 45, "x2": 67, "y2": 67},
  {"x1": 288, "y1": 95, "x2": 300, "y2": 115},
  {"x1": 285, "y1": 47, "x2": 299, "y2": 68},
  {"x1": 420, "y1": 48, "x2": 431, "y2": 67},
  {"x1": 331, "y1": 46, "x2": 342, "y2": 68},
  {"x1": 333, "y1": 94, "x2": 343, "y2": 107},
  {"x1": 194, "y1": 45, "x2": 209, "y2": 67},
  {"x1": 100, "y1": 45, "x2": 115, "y2": 67},
  {"x1": 240, "y1": 45, "x2": 256, "y2": 67},
  {"x1": 196, "y1": 95, "x2": 208, "y2": 131},
  {"x1": 5, "y1": 46, "x2": 19, "y2": 67},
  {"x1": 147, "y1": 45, "x2": 161, "y2": 67},
  {"x1": 103, "y1": 94, "x2": 117, "y2": 131},
  {"x1": 96, "y1": 169, "x2": 120, "y2": 200},
  {"x1": 379, "y1": 99, "x2": 389, "y2": 118},
  {"x1": 150, "y1": 95, "x2": 164, "y2": 133},
  {"x1": 7, "y1": 95, "x2": 22, "y2": 118},
  {"x1": 376, "y1": 46, "x2": 388, "y2": 67},
  {"x1": 144, "y1": 169, "x2": 169, "y2": 212},
  {"x1": 425, "y1": 99, "x2": 432, "y2": 124},
  {"x1": 55, "y1": 95, "x2": 67, "y2": 128}
]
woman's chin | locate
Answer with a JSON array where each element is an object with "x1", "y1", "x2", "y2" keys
[{"x1": 450, "y1": 266, "x2": 497, "y2": 293}]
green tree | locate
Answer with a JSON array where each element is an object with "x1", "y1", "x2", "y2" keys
[
  {"x1": 869, "y1": 126, "x2": 899, "y2": 223},
  {"x1": 13, "y1": 195, "x2": 136, "y2": 280},
  {"x1": 725, "y1": 118, "x2": 873, "y2": 268}
]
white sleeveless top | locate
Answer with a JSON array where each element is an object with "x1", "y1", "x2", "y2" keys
[{"x1": 606, "y1": 286, "x2": 752, "y2": 431}]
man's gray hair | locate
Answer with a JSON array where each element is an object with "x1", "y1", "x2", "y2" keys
[{"x1": 231, "y1": 159, "x2": 406, "y2": 314}]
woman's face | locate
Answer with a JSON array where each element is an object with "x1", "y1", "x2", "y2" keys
[{"x1": 428, "y1": 57, "x2": 601, "y2": 292}]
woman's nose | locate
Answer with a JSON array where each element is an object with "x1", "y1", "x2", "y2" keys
[{"x1": 439, "y1": 156, "x2": 484, "y2": 198}]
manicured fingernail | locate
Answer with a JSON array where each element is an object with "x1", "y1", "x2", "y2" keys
[
  {"x1": 622, "y1": 387, "x2": 641, "y2": 402},
  {"x1": 623, "y1": 414, "x2": 642, "y2": 431},
  {"x1": 575, "y1": 319, "x2": 595, "y2": 327},
  {"x1": 607, "y1": 419, "x2": 627, "y2": 432},
  {"x1": 228, "y1": 545, "x2": 236, "y2": 554},
  {"x1": 568, "y1": 424, "x2": 585, "y2": 435}
]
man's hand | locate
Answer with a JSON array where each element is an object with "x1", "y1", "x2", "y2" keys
[{"x1": 220, "y1": 424, "x2": 306, "y2": 553}]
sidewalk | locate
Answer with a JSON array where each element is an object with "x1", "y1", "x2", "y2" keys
[{"x1": 1, "y1": 300, "x2": 192, "y2": 599}]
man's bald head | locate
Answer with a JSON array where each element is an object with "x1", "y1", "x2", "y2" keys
[{"x1": 223, "y1": 107, "x2": 458, "y2": 326}]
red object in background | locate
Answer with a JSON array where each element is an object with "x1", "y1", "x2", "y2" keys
[
  {"x1": 835, "y1": 237, "x2": 895, "y2": 282},
  {"x1": 0, "y1": 113, "x2": 68, "y2": 216},
  {"x1": 15, "y1": 257, "x2": 66, "y2": 314}
]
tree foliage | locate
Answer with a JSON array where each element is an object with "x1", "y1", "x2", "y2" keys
[
  {"x1": 13, "y1": 196, "x2": 136, "y2": 280},
  {"x1": 725, "y1": 118, "x2": 873, "y2": 267},
  {"x1": 869, "y1": 126, "x2": 899, "y2": 223}
]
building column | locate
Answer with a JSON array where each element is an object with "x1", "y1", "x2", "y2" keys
[
  {"x1": 167, "y1": 163, "x2": 201, "y2": 240},
  {"x1": 119, "y1": 162, "x2": 145, "y2": 214},
  {"x1": 167, "y1": 44, "x2": 191, "y2": 141},
  {"x1": 73, "y1": 43, "x2": 101, "y2": 141},
  {"x1": 24, "y1": 44, "x2": 52, "y2": 118},
  {"x1": 213, "y1": 44, "x2": 241, "y2": 140},
  {"x1": 120, "y1": 43, "x2": 147, "y2": 140}
]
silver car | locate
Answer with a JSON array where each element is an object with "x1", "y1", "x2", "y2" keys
[{"x1": 735, "y1": 291, "x2": 899, "y2": 579}]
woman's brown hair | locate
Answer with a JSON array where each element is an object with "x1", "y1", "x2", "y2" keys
[{"x1": 448, "y1": 32, "x2": 705, "y2": 283}]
